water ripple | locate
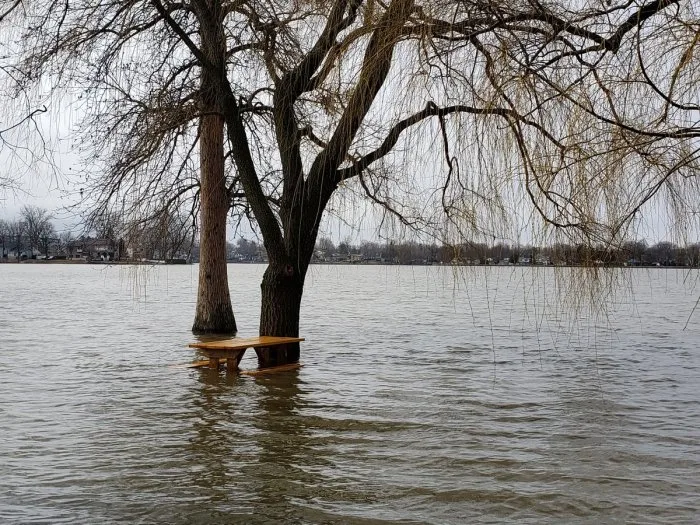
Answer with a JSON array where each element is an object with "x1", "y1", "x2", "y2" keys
[{"x1": 0, "y1": 264, "x2": 699, "y2": 523}]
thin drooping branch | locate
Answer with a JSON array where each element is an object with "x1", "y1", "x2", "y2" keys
[{"x1": 336, "y1": 102, "x2": 563, "y2": 182}]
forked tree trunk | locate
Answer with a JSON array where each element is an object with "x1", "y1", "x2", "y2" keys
[
  {"x1": 256, "y1": 262, "x2": 304, "y2": 367},
  {"x1": 191, "y1": 111, "x2": 237, "y2": 334}
]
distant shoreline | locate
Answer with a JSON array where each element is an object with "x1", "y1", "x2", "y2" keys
[
  {"x1": 1, "y1": 259, "x2": 697, "y2": 269},
  {"x1": 0, "y1": 259, "x2": 178, "y2": 265}
]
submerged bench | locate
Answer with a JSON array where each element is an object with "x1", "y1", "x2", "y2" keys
[{"x1": 188, "y1": 336, "x2": 305, "y2": 370}]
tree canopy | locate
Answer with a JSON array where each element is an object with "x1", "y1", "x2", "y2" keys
[{"x1": 10, "y1": 0, "x2": 697, "y2": 247}]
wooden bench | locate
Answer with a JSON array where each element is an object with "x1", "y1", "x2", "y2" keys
[{"x1": 188, "y1": 336, "x2": 304, "y2": 370}]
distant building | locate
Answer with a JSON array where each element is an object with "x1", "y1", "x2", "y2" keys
[
  {"x1": 69, "y1": 237, "x2": 118, "y2": 261},
  {"x1": 4, "y1": 247, "x2": 40, "y2": 260}
]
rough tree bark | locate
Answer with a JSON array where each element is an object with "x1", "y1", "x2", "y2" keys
[
  {"x1": 191, "y1": 0, "x2": 236, "y2": 334},
  {"x1": 255, "y1": 232, "x2": 319, "y2": 366},
  {"x1": 191, "y1": 110, "x2": 236, "y2": 333},
  {"x1": 256, "y1": 262, "x2": 304, "y2": 366}
]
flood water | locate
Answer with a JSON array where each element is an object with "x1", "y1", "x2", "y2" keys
[{"x1": 1, "y1": 263, "x2": 699, "y2": 524}]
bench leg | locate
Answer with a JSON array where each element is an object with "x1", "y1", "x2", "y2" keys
[
  {"x1": 225, "y1": 349, "x2": 246, "y2": 372},
  {"x1": 209, "y1": 357, "x2": 220, "y2": 369}
]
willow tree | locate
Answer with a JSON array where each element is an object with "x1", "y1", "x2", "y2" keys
[
  {"x1": 0, "y1": 0, "x2": 47, "y2": 193},
  {"x1": 17, "y1": 0, "x2": 698, "y2": 365}
]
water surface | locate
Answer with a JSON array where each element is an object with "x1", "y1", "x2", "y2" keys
[{"x1": 1, "y1": 264, "x2": 699, "y2": 523}]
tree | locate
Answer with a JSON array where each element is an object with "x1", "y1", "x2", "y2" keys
[
  {"x1": 124, "y1": 208, "x2": 195, "y2": 261},
  {"x1": 16, "y1": 1, "x2": 695, "y2": 366},
  {"x1": 648, "y1": 241, "x2": 677, "y2": 265},
  {"x1": 88, "y1": 211, "x2": 124, "y2": 241},
  {"x1": 0, "y1": 218, "x2": 7, "y2": 257},
  {"x1": 316, "y1": 237, "x2": 336, "y2": 259},
  {"x1": 685, "y1": 244, "x2": 700, "y2": 267},
  {"x1": 58, "y1": 231, "x2": 74, "y2": 257},
  {"x1": 19, "y1": 206, "x2": 55, "y2": 255},
  {"x1": 6, "y1": 219, "x2": 25, "y2": 260},
  {"x1": 236, "y1": 238, "x2": 262, "y2": 261}
]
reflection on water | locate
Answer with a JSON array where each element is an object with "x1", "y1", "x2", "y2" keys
[{"x1": 0, "y1": 264, "x2": 699, "y2": 524}]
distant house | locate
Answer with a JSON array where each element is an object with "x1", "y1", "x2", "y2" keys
[
  {"x1": 69, "y1": 237, "x2": 118, "y2": 261},
  {"x1": 5, "y1": 247, "x2": 40, "y2": 260}
]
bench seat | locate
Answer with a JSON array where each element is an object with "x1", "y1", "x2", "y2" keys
[{"x1": 188, "y1": 336, "x2": 304, "y2": 370}]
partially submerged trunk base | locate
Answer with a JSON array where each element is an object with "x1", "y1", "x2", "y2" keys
[
  {"x1": 255, "y1": 342, "x2": 300, "y2": 368},
  {"x1": 191, "y1": 307, "x2": 237, "y2": 335},
  {"x1": 257, "y1": 263, "x2": 304, "y2": 368}
]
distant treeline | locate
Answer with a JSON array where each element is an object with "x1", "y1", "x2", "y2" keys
[
  {"x1": 4, "y1": 206, "x2": 698, "y2": 267},
  {"x1": 312, "y1": 238, "x2": 700, "y2": 266},
  {"x1": 201, "y1": 237, "x2": 700, "y2": 267}
]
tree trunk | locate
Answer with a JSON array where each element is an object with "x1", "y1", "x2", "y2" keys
[
  {"x1": 192, "y1": 110, "x2": 237, "y2": 334},
  {"x1": 257, "y1": 262, "x2": 304, "y2": 367},
  {"x1": 191, "y1": 0, "x2": 235, "y2": 335}
]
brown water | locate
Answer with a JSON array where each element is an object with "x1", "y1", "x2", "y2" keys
[{"x1": 1, "y1": 264, "x2": 699, "y2": 524}]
